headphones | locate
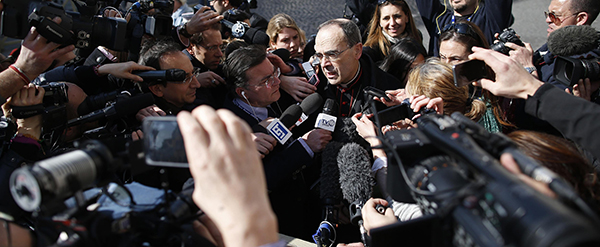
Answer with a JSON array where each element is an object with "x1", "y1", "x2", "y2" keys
[{"x1": 241, "y1": 91, "x2": 247, "y2": 100}]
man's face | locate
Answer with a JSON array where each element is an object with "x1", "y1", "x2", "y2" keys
[
  {"x1": 156, "y1": 52, "x2": 201, "y2": 107},
  {"x1": 314, "y1": 25, "x2": 361, "y2": 86},
  {"x1": 241, "y1": 59, "x2": 281, "y2": 107},
  {"x1": 191, "y1": 29, "x2": 224, "y2": 70},
  {"x1": 451, "y1": 0, "x2": 478, "y2": 14},
  {"x1": 546, "y1": 0, "x2": 578, "y2": 36}
]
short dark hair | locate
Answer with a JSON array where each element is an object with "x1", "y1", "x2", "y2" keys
[
  {"x1": 224, "y1": 45, "x2": 266, "y2": 93},
  {"x1": 189, "y1": 23, "x2": 221, "y2": 45},
  {"x1": 138, "y1": 40, "x2": 182, "y2": 86},
  {"x1": 317, "y1": 19, "x2": 362, "y2": 47},
  {"x1": 570, "y1": 0, "x2": 600, "y2": 24}
]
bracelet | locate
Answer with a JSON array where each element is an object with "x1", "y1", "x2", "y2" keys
[
  {"x1": 524, "y1": 66, "x2": 537, "y2": 74},
  {"x1": 9, "y1": 64, "x2": 30, "y2": 85}
]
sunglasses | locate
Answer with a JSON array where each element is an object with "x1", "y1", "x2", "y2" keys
[
  {"x1": 442, "y1": 23, "x2": 480, "y2": 39},
  {"x1": 544, "y1": 11, "x2": 578, "y2": 25},
  {"x1": 378, "y1": 0, "x2": 406, "y2": 4}
]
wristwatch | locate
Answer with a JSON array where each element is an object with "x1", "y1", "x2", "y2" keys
[
  {"x1": 524, "y1": 66, "x2": 537, "y2": 74},
  {"x1": 178, "y1": 23, "x2": 193, "y2": 38}
]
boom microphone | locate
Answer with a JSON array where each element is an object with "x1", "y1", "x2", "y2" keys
[
  {"x1": 68, "y1": 93, "x2": 155, "y2": 127},
  {"x1": 548, "y1": 25, "x2": 600, "y2": 56},
  {"x1": 133, "y1": 69, "x2": 187, "y2": 83},
  {"x1": 338, "y1": 142, "x2": 374, "y2": 246}
]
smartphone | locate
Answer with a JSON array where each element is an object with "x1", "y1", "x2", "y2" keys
[
  {"x1": 301, "y1": 61, "x2": 320, "y2": 86},
  {"x1": 364, "y1": 86, "x2": 391, "y2": 102},
  {"x1": 142, "y1": 116, "x2": 188, "y2": 168},
  {"x1": 452, "y1": 60, "x2": 489, "y2": 87}
]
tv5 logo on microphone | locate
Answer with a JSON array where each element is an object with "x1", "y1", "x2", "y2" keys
[
  {"x1": 315, "y1": 113, "x2": 337, "y2": 132},
  {"x1": 267, "y1": 119, "x2": 292, "y2": 144}
]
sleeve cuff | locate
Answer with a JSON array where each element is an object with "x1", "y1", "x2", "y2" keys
[
  {"x1": 372, "y1": 157, "x2": 387, "y2": 174},
  {"x1": 296, "y1": 138, "x2": 314, "y2": 158}
]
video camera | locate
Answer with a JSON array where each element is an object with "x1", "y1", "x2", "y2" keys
[
  {"x1": 554, "y1": 56, "x2": 600, "y2": 87},
  {"x1": 1, "y1": 0, "x2": 127, "y2": 51},
  {"x1": 9, "y1": 82, "x2": 69, "y2": 135},
  {"x1": 126, "y1": 0, "x2": 174, "y2": 61},
  {"x1": 193, "y1": 4, "x2": 269, "y2": 46},
  {"x1": 371, "y1": 111, "x2": 600, "y2": 246}
]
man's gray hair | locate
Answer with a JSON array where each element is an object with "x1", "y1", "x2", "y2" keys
[{"x1": 317, "y1": 19, "x2": 362, "y2": 47}]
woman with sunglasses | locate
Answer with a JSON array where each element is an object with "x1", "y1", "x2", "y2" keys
[
  {"x1": 363, "y1": 0, "x2": 422, "y2": 66},
  {"x1": 437, "y1": 20, "x2": 510, "y2": 133}
]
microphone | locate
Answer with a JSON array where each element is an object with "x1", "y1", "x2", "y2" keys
[
  {"x1": 314, "y1": 99, "x2": 337, "y2": 132},
  {"x1": 271, "y1": 48, "x2": 290, "y2": 62},
  {"x1": 222, "y1": 19, "x2": 270, "y2": 46},
  {"x1": 253, "y1": 104, "x2": 303, "y2": 144},
  {"x1": 313, "y1": 141, "x2": 345, "y2": 246},
  {"x1": 548, "y1": 25, "x2": 600, "y2": 56},
  {"x1": 68, "y1": 93, "x2": 155, "y2": 127},
  {"x1": 297, "y1": 93, "x2": 324, "y2": 126},
  {"x1": 133, "y1": 69, "x2": 187, "y2": 83},
  {"x1": 77, "y1": 90, "x2": 132, "y2": 116},
  {"x1": 338, "y1": 142, "x2": 375, "y2": 247}
]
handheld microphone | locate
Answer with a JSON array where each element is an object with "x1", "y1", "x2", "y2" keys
[
  {"x1": 68, "y1": 93, "x2": 155, "y2": 127},
  {"x1": 253, "y1": 104, "x2": 303, "y2": 144},
  {"x1": 133, "y1": 69, "x2": 187, "y2": 83},
  {"x1": 314, "y1": 99, "x2": 337, "y2": 132},
  {"x1": 548, "y1": 25, "x2": 600, "y2": 56},
  {"x1": 297, "y1": 93, "x2": 323, "y2": 126},
  {"x1": 271, "y1": 48, "x2": 290, "y2": 62}
]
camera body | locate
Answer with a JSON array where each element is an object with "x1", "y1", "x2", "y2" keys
[
  {"x1": 490, "y1": 28, "x2": 524, "y2": 55},
  {"x1": 2, "y1": 0, "x2": 127, "y2": 51}
]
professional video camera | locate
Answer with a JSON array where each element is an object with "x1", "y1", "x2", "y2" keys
[
  {"x1": 9, "y1": 82, "x2": 69, "y2": 135},
  {"x1": 553, "y1": 56, "x2": 600, "y2": 87},
  {"x1": 193, "y1": 4, "x2": 269, "y2": 46},
  {"x1": 369, "y1": 112, "x2": 600, "y2": 247},
  {"x1": 490, "y1": 28, "x2": 524, "y2": 55},
  {"x1": 126, "y1": 0, "x2": 174, "y2": 61},
  {"x1": 1, "y1": 0, "x2": 127, "y2": 51},
  {"x1": 9, "y1": 140, "x2": 215, "y2": 246}
]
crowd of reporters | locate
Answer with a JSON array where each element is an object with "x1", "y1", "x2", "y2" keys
[{"x1": 1, "y1": 0, "x2": 600, "y2": 246}]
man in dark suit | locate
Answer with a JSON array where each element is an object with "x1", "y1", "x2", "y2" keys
[{"x1": 223, "y1": 45, "x2": 331, "y2": 240}]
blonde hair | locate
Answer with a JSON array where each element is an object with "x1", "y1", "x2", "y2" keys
[
  {"x1": 364, "y1": 0, "x2": 422, "y2": 57},
  {"x1": 266, "y1": 13, "x2": 306, "y2": 48},
  {"x1": 406, "y1": 58, "x2": 486, "y2": 121}
]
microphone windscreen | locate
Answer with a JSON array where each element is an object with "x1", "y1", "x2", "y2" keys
[
  {"x1": 548, "y1": 25, "x2": 600, "y2": 56},
  {"x1": 320, "y1": 141, "x2": 344, "y2": 202},
  {"x1": 245, "y1": 27, "x2": 270, "y2": 46},
  {"x1": 271, "y1": 48, "x2": 290, "y2": 62},
  {"x1": 279, "y1": 104, "x2": 303, "y2": 128},
  {"x1": 114, "y1": 93, "x2": 155, "y2": 118},
  {"x1": 338, "y1": 143, "x2": 374, "y2": 203},
  {"x1": 300, "y1": 93, "x2": 324, "y2": 115}
]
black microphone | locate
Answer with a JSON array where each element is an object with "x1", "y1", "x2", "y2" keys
[
  {"x1": 313, "y1": 141, "x2": 345, "y2": 246},
  {"x1": 67, "y1": 93, "x2": 155, "y2": 127},
  {"x1": 300, "y1": 93, "x2": 324, "y2": 116},
  {"x1": 314, "y1": 99, "x2": 337, "y2": 132},
  {"x1": 548, "y1": 25, "x2": 600, "y2": 56},
  {"x1": 133, "y1": 69, "x2": 187, "y2": 83},
  {"x1": 338, "y1": 142, "x2": 375, "y2": 246},
  {"x1": 222, "y1": 19, "x2": 270, "y2": 46},
  {"x1": 77, "y1": 90, "x2": 131, "y2": 116},
  {"x1": 252, "y1": 104, "x2": 303, "y2": 144},
  {"x1": 271, "y1": 48, "x2": 290, "y2": 62}
]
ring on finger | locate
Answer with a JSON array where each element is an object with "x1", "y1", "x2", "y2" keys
[{"x1": 211, "y1": 79, "x2": 216, "y2": 84}]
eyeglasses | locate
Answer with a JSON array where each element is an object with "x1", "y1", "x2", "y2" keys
[
  {"x1": 377, "y1": 0, "x2": 405, "y2": 5},
  {"x1": 544, "y1": 11, "x2": 578, "y2": 25},
  {"x1": 200, "y1": 43, "x2": 225, "y2": 52},
  {"x1": 314, "y1": 46, "x2": 351, "y2": 61},
  {"x1": 252, "y1": 67, "x2": 281, "y2": 89},
  {"x1": 441, "y1": 23, "x2": 480, "y2": 41},
  {"x1": 173, "y1": 68, "x2": 201, "y2": 85}
]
